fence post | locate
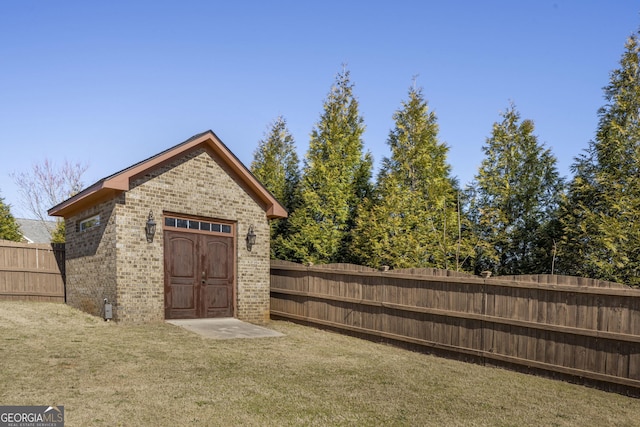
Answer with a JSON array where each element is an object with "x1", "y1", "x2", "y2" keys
[
  {"x1": 51, "y1": 243, "x2": 66, "y2": 302},
  {"x1": 269, "y1": 261, "x2": 640, "y2": 394}
]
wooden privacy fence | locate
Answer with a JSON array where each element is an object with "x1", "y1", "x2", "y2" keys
[
  {"x1": 0, "y1": 240, "x2": 65, "y2": 302},
  {"x1": 270, "y1": 260, "x2": 640, "y2": 394}
]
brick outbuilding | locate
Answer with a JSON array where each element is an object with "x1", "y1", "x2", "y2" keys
[{"x1": 48, "y1": 131, "x2": 287, "y2": 323}]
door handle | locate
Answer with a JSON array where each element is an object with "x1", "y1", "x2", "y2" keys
[{"x1": 201, "y1": 270, "x2": 206, "y2": 284}]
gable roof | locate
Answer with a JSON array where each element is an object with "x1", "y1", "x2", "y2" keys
[
  {"x1": 16, "y1": 218, "x2": 55, "y2": 243},
  {"x1": 48, "y1": 130, "x2": 288, "y2": 219}
]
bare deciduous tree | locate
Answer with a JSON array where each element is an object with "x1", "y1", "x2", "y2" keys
[{"x1": 11, "y1": 158, "x2": 89, "y2": 237}]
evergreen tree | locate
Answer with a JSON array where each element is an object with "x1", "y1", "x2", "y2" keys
[
  {"x1": 468, "y1": 104, "x2": 564, "y2": 275},
  {"x1": 250, "y1": 116, "x2": 301, "y2": 259},
  {"x1": 351, "y1": 85, "x2": 470, "y2": 270},
  {"x1": 283, "y1": 68, "x2": 372, "y2": 263},
  {"x1": 0, "y1": 193, "x2": 22, "y2": 242},
  {"x1": 50, "y1": 220, "x2": 65, "y2": 244},
  {"x1": 560, "y1": 31, "x2": 640, "y2": 286}
]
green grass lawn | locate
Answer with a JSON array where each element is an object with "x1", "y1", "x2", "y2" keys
[{"x1": 0, "y1": 301, "x2": 638, "y2": 426}]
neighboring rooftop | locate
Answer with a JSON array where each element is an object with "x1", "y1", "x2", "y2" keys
[{"x1": 16, "y1": 218, "x2": 55, "y2": 244}]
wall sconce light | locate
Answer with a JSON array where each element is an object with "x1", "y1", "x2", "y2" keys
[
  {"x1": 145, "y1": 210, "x2": 156, "y2": 243},
  {"x1": 245, "y1": 225, "x2": 256, "y2": 251}
]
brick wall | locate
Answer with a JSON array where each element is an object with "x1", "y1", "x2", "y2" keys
[
  {"x1": 66, "y1": 146, "x2": 271, "y2": 324},
  {"x1": 65, "y1": 198, "x2": 118, "y2": 318}
]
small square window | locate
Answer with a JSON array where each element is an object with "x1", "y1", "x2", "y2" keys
[{"x1": 165, "y1": 217, "x2": 176, "y2": 227}]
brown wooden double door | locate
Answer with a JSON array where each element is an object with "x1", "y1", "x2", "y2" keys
[{"x1": 164, "y1": 230, "x2": 234, "y2": 319}]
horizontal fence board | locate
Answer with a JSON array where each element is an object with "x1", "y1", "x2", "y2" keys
[
  {"x1": 271, "y1": 261, "x2": 640, "y2": 393},
  {"x1": 0, "y1": 241, "x2": 65, "y2": 302},
  {"x1": 271, "y1": 289, "x2": 640, "y2": 344},
  {"x1": 0, "y1": 294, "x2": 63, "y2": 302},
  {"x1": 270, "y1": 309, "x2": 640, "y2": 389}
]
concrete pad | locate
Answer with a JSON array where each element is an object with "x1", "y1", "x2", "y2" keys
[{"x1": 166, "y1": 318, "x2": 284, "y2": 340}]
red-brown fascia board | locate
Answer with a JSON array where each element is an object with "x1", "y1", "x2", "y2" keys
[
  {"x1": 48, "y1": 131, "x2": 288, "y2": 219},
  {"x1": 47, "y1": 180, "x2": 120, "y2": 218}
]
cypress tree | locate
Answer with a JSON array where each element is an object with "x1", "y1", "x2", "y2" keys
[
  {"x1": 284, "y1": 68, "x2": 372, "y2": 264},
  {"x1": 468, "y1": 104, "x2": 564, "y2": 275},
  {"x1": 250, "y1": 116, "x2": 301, "y2": 259},
  {"x1": 560, "y1": 31, "x2": 640, "y2": 286},
  {"x1": 351, "y1": 85, "x2": 467, "y2": 270},
  {"x1": 0, "y1": 193, "x2": 22, "y2": 242},
  {"x1": 50, "y1": 220, "x2": 65, "y2": 244}
]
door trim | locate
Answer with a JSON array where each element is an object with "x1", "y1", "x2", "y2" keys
[{"x1": 163, "y1": 213, "x2": 236, "y2": 319}]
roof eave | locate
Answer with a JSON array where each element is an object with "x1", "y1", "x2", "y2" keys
[
  {"x1": 48, "y1": 184, "x2": 123, "y2": 217},
  {"x1": 266, "y1": 204, "x2": 288, "y2": 219},
  {"x1": 48, "y1": 130, "x2": 288, "y2": 220}
]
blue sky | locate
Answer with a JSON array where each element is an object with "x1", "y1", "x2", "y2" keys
[{"x1": 1, "y1": 1, "x2": 638, "y2": 218}]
